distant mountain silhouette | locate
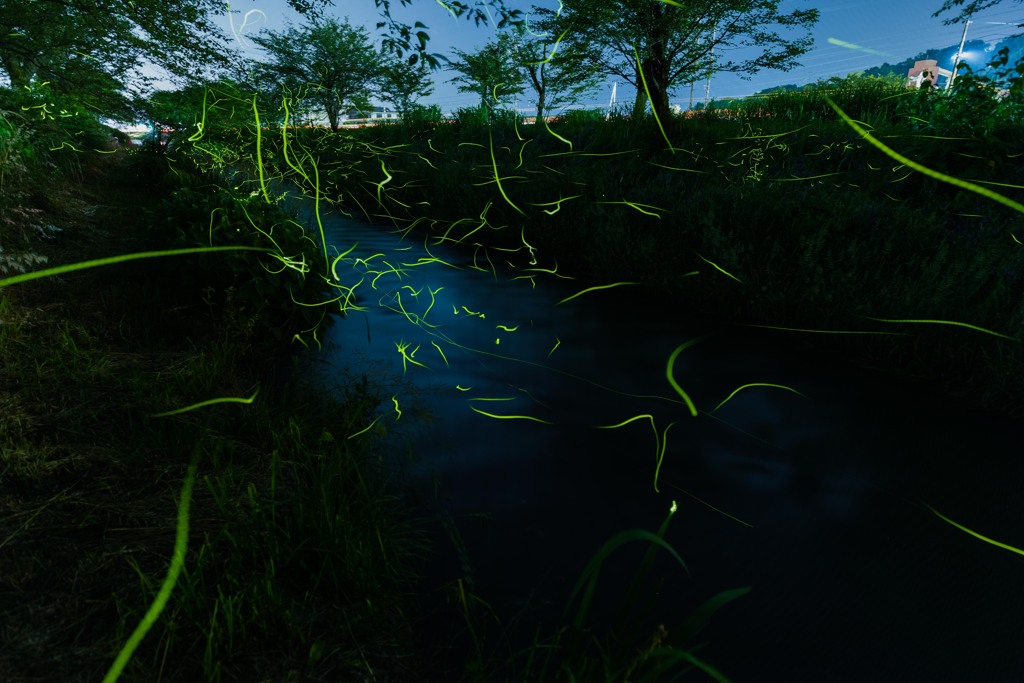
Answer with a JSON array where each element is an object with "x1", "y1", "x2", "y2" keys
[{"x1": 756, "y1": 32, "x2": 1024, "y2": 95}]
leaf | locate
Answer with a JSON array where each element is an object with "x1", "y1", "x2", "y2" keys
[{"x1": 666, "y1": 587, "x2": 752, "y2": 646}]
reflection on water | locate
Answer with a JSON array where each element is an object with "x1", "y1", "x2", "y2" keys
[{"x1": 299, "y1": 197, "x2": 1024, "y2": 682}]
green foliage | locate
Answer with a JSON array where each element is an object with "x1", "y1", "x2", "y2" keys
[
  {"x1": 376, "y1": 0, "x2": 524, "y2": 68},
  {"x1": 0, "y1": 0, "x2": 254, "y2": 102},
  {"x1": 157, "y1": 167, "x2": 333, "y2": 344},
  {"x1": 448, "y1": 31, "x2": 526, "y2": 116},
  {"x1": 377, "y1": 54, "x2": 436, "y2": 115},
  {"x1": 252, "y1": 17, "x2": 382, "y2": 131},
  {"x1": 292, "y1": 80, "x2": 1024, "y2": 418},
  {"x1": 400, "y1": 102, "x2": 446, "y2": 134},
  {"x1": 0, "y1": 84, "x2": 117, "y2": 277},
  {"x1": 454, "y1": 103, "x2": 494, "y2": 127},
  {"x1": 906, "y1": 56, "x2": 1024, "y2": 137},
  {"x1": 145, "y1": 80, "x2": 261, "y2": 138},
  {"x1": 555, "y1": 108, "x2": 607, "y2": 126},
  {"x1": 509, "y1": 12, "x2": 602, "y2": 121},
  {"x1": 732, "y1": 73, "x2": 912, "y2": 125},
  {"x1": 554, "y1": 0, "x2": 819, "y2": 121}
]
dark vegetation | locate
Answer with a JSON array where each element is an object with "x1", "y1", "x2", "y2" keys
[
  {"x1": 1, "y1": 98, "x2": 428, "y2": 681},
  {"x1": 4, "y1": 63, "x2": 1024, "y2": 682},
  {"x1": 258, "y1": 75, "x2": 1024, "y2": 423}
]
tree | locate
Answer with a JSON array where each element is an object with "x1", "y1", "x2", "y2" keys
[
  {"x1": 511, "y1": 10, "x2": 602, "y2": 121},
  {"x1": 448, "y1": 32, "x2": 525, "y2": 116},
  {"x1": 252, "y1": 17, "x2": 381, "y2": 131},
  {"x1": 555, "y1": 0, "x2": 818, "y2": 122},
  {"x1": 377, "y1": 56, "x2": 435, "y2": 116},
  {"x1": 933, "y1": 0, "x2": 1024, "y2": 23},
  {"x1": 374, "y1": 0, "x2": 523, "y2": 68},
  {"x1": 0, "y1": 0, "x2": 525, "y2": 124},
  {"x1": 0, "y1": 0, "x2": 325, "y2": 93}
]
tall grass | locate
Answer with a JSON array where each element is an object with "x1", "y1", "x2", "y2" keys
[{"x1": 1, "y1": 141, "x2": 428, "y2": 681}]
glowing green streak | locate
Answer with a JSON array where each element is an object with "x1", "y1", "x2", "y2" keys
[
  {"x1": 770, "y1": 172, "x2": 843, "y2": 182},
  {"x1": 330, "y1": 243, "x2": 359, "y2": 281},
  {"x1": 598, "y1": 415, "x2": 673, "y2": 491},
  {"x1": 528, "y1": 195, "x2": 580, "y2": 215},
  {"x1": 596, "y1": 200, "x2": 665, "y2": 217},
  {"x1": 396, "y1": 340, "x2": 429, "y2": 372},
  {"x1": 251, "y1": 94, "x2": 271, "y2": 203},
  {"x1": 556, "y1": 281, "x2": 639, "y2": 305},
  {"x1": 431, "y1": 340, "x2": 450, "y2": 366},
  {"x1": 547, "y1": 337, "x2": 561, "y2": 358},
  {"x1": 496, "y1": 324, "x2": 519, "y2": 332},
  {"x1": 540, "y1": 149, "x2": 638, "y2": 158},
  {"x1": 102, "y1": 459, "x2": 196, "y2": 683},
  {"x1": 280, "y1": 96, "x2": 313, "y2": 188},
  {"x1": 711, "y1": 383, "x2": 807, "y2": 414},
  {"x1": 375, "y1": 159, "x2": 393, "y2": 205},
  {"x1": 514, "y1": 138, "x2": 531, "y2": 170},
  {"x1": 653, "y1": 422, "x2": 676, "y2": 492},
  {"x1": 666, "y1": 337, "x2": 708, "y2": 417},
  {"x1": 647, "y1": 161, "x2": 710, "y2": 175},
  {"x1": 152, "y1": 387, "x2": 259, "y2": 417},
  {"x1": 0, "y1": 246, "x2": 267, "y2": 288},
  {"x1": 825, "y1": 96, "x2": 1024, "y2": 216},
  {"x1": 961, "y1": 178, "x2": 1024, "y2": 190},
  {"x1": 187, "y1": 88, "x2": 209, "y2": 142},
  {"x1": 489, "y1": 129, "x2": 525, "y2": 215},
  {"x1": 305, "y1": 150, "x2": 330, "y2": 271},
  {"x1": 738, "y1": 323, "x2": 909, "y2": 335},
  {"x1": 928, "y1": 505, "x2": 1024, "y2": 557},
  {"x1": 861, "y1": 316, "x2": 1020, "y2": 342},
  {"x1": 670, "y1": 484, "x2": 754, "y2": 527},
  {"x1": 526, "y1": 263, "x2": 574, "y2": 280},
  {"x1": 599, "y1": 416, "x2": 656, "y2": 438},
  {"x1": 392, "y1": 396, "x2": 402, "y2": 420},
  {"x1": 470, "y1": 406, "x2": 552, "y2": 424},
  {"x1": 694, "y1": 252, "x2": 743, "y2": 283},
  {"x1": 541, "y1": 116, "x2": 573, "y2": 150},
  {"x1": 633, "y1": 47, "x2": 673, "y2": 153},
  {"x1": 423, "y1": 286, "x2": 443, "y2": 320},
  {"x1": 347, "y1": 416, "x2": 381, "y2": 440}
]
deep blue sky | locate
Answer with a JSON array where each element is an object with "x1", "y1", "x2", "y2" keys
[{"x1": 217, "y1": 0, "x2": 1024, "y2": 113}]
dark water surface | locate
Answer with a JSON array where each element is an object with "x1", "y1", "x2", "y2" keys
[{"x1": 297, "y1": 197, "x2": 1024, "y2": 682}]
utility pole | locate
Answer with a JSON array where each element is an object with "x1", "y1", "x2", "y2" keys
[
  {"x1": 704, "y1": 26, "x2": 716, "y2": 106},
  {"x1": 947, "y1": 18, "x2": 972, "y2": 91},
  {"x1": 606, "y1": 81, "x2": 617, "y2": 119}
]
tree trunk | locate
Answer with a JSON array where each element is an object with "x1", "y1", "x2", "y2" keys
[
  {"x1": 532, "y1": 66, "x2": 546, "y2": 123},
  {"x1": 326, "y1": 102, "x2": 339, "y2": 131},
  {"x1": 644, "y1": 4, "x2": 672, "y2": 124},
  {"x1": 643, "y1": 52, "x2": 671, "y2": 123},
  {"x1": 632, "y1": 85, "x2": 647, "y2": 119}
]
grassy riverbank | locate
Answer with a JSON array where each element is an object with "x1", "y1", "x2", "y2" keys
[
  {"x1": 1, "y1": 112, "x2": 744, "y2": 682},
  {"x1": 0, "y1": 149, "x2": 432, "y2": 681},
  {"x1": 266, "y1": 77, "x2": 1024, "y2": 423}
]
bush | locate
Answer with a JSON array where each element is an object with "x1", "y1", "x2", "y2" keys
[
  {"x1": 556, "y1": 108, "x2": 606, "y2": 126},
  {"x1": 156, "y1": 165, "x2": 335, "y2": 343},
  {"x1": 402, "y1": 103, "x2": 444, "y2": 128}
]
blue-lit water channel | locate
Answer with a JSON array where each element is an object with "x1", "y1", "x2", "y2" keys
[{"x1": 291, "y1": 194, "x2": 1024, "y2": 682}]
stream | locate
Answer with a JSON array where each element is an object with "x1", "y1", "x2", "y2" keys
[{"x1": 292, "y1": 195, "x2": 1024, "y2": 682}]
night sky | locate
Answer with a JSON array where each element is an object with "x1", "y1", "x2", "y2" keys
[{"x1": 216, "y1": 0, "x2": 1022, "y2": 111}]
